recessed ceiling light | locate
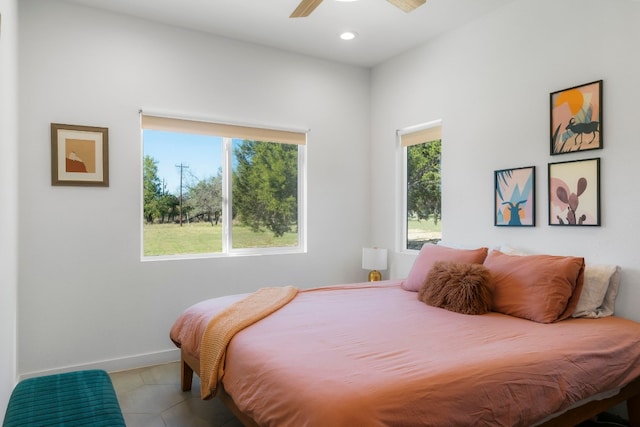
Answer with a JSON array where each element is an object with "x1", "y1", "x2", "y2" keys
[{"x1": 340, "y1": 31, "x2": 357, "y2": 41}]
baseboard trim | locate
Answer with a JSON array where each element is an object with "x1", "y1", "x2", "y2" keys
[{"x1": 18, "y1": 348, "x2": 180, "y2": 381}]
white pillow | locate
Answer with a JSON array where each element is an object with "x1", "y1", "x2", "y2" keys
[
  {"x1": 571, "y1": 265, "x2": 619, "y2": 318},
  {"x1": 498, "y1": 244, "x2": 529, "y2": 256},
  {"x1": 586, "y1": 265, "x2": 621, "y2": 318}
]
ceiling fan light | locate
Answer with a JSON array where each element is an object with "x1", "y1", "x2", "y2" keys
[{"x1": 340, "y1": 31, "x2": 357, "y2": 40}]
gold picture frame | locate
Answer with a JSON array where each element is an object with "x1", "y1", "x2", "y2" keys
[{"x1": 51, "y1": 123, "x2": 109, "y2": 187}]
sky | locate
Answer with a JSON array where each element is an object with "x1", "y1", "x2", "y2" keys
[{"x1": 143, "y1": 130, "x2": 223, "y2": 195}]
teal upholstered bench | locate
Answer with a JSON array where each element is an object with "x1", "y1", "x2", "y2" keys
[{"x1": 2, "y1": 369, "x2": 125, "y2": 427}]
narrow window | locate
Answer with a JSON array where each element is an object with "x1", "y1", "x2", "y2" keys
[
  {"x1": 141, "y1": 114, "x2": 306, "y2": 258},
  {"x1": 400, "y1": 122, "x2": 442, "y2": 251}
]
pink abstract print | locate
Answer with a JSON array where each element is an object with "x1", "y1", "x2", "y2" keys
[{"x1": 548, "y1": 158, "x2": 600, "y2": 226}]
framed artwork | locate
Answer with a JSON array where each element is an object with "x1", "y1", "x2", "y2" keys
[
  {"x1": 494, "y1": 166, "x2": 535, "y2": 226},
  {"x1": 548, "y1": 158, "x2": 600, "y2": 226},
  {"x1": 550, "y1": 80, "x2": 602, "y2": 155},
  {"x1": 51, "y1": 123, "x2": 109, "y2": 187}
]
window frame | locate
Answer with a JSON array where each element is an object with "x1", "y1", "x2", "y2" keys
[
  {"x1": 140, "y1": 112, "x2": 307, "y2": 261},
  {"x1": 397, "y1": 120, "x2": 442, "y2": 253},
  {"x1": 221, "y1": 137, "x2": 307, "y2": 257}
]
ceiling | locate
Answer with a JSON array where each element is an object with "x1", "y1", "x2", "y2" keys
[{"x1": 63, "y1": 0, "x2": 515, "y2": 68}]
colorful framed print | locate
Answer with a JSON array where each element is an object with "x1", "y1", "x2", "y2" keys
[
  {"x1": 51, "y1": 123, "x2": 109, "y2": 187},
  {"x1": 548, "y1": 158, "x2": 600, "y2": 226},
  {"x1": 550, "y1": 80, "x2": 602, "y2": 155},
  {"x1": 494, "y1": 166, "x2": 535, "y2": 227}
]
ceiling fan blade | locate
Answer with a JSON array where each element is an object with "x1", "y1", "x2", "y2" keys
[
  {"x1": 290, "y1": 0, "x2": 324, "y2": 18},
  {"x1": 387, "y1": 0, "x2": 426, "y2": 13}
]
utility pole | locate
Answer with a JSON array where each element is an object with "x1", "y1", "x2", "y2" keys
[{"x1": 175, "y1": 163, "x2": 189, "y2": 226}]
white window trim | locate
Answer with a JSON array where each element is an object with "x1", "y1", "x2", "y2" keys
[
  {"x1": 396, "y1": 119, "x2": 442, "y2": 254},
  {"x1": 140, "y1": 110, "x2": 308, "y2": 261},
  {"x1": 225, "y1": 138, "x2": 307, "y2": 257}
]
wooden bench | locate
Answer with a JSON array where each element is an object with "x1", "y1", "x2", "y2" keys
[{"x1": 2, "y1": 370, "x2": 125, "y2": 427}]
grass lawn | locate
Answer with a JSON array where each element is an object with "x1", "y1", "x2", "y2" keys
[
  {"x1": 143, "y1": 222, "x2": 298, "y2": 256},
  {"x1": 144, "y1": 218, "x2": 437, "y2": 255},
  {"x1": 407, "y1": 217, "x2": 441, "y2": 250}
]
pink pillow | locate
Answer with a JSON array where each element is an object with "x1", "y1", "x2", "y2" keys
[
  {"x1": 402, "y1": 244, "x2": 489, "y2": 292},
  {"x1": 483, "y1": 250, "x2": 585, "y2": 323}
]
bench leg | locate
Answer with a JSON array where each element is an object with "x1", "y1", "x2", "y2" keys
[
  {"x1": 628, "y1": 393, "x2": 640, "y2": 427},
  {"x1": 181, "y1": 358, "x2": 194, "y2": 392}
]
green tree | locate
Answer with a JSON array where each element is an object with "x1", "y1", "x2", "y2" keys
[
  {"x1": 233, "y1": 141, "x2": 298, "y2": 237},
  {"x1": 186, "y1": 169, "x2": 223, "y2": 225},
  {"x1": 158, "y1": 193, "x2": 180, "y2": 223},
  {"x1": 143, "y1": 155, "x2": 162, "y2": 223},
  {"x1": 407, "y1": 139, "x2": 441, "y2": 224}
]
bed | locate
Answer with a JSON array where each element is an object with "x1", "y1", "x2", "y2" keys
[{"x1": 170, "y1": 247, "x2": 640, "y2": 426}]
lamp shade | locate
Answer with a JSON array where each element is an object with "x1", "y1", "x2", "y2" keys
[{"x1": 362, "y1": 247, "x2": 388, "y2": 271}]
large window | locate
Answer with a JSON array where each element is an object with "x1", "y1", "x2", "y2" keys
[
  {"x1": 141, "y1": 114, "x2": 306, "y2": 258},
  {"x1": 400, "y1": 122, "x2": 442, "y2": 251}
]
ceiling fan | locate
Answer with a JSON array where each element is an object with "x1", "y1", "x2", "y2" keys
[{"x1": 290, "y1": 0, "x2": 426, "y2": 18}]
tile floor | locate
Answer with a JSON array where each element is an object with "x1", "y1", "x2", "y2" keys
[
  {"x1": 107, "y1": 362, "x2": 631, "y2": 427},
  {"x1": 110, "y1": 361, "x2": 243, "y2": 427}
]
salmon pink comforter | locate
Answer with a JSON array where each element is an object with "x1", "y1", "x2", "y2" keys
[{"x1": 170, "y1": 280, "x2": 640, "y2": 427}]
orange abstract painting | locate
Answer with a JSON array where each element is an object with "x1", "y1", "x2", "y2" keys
[{"x1": 550, "y1": 80, "x2": 602, "y2": 155}]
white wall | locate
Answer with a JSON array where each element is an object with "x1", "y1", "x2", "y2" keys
[
  {"x1": 371, "y1": 0, "x2": 640, "y2": 321},
  {"x1": 18, "y1": 0, "x2": 371, "y2": 377},
  {"x1": 16, "y1": 0, "x2": 640, "y2": 384},
  {"x1": 0, "y1": 0, "x2": 18, "y2": 415}
]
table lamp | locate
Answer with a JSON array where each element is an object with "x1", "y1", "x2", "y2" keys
[{"x1": 362, "y1": 247, "x2": 388, "y2": 281}]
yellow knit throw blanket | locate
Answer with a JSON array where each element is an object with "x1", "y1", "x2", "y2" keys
[{"x1": 200, "y1": 285, "x2": 299, "y2": 399}]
